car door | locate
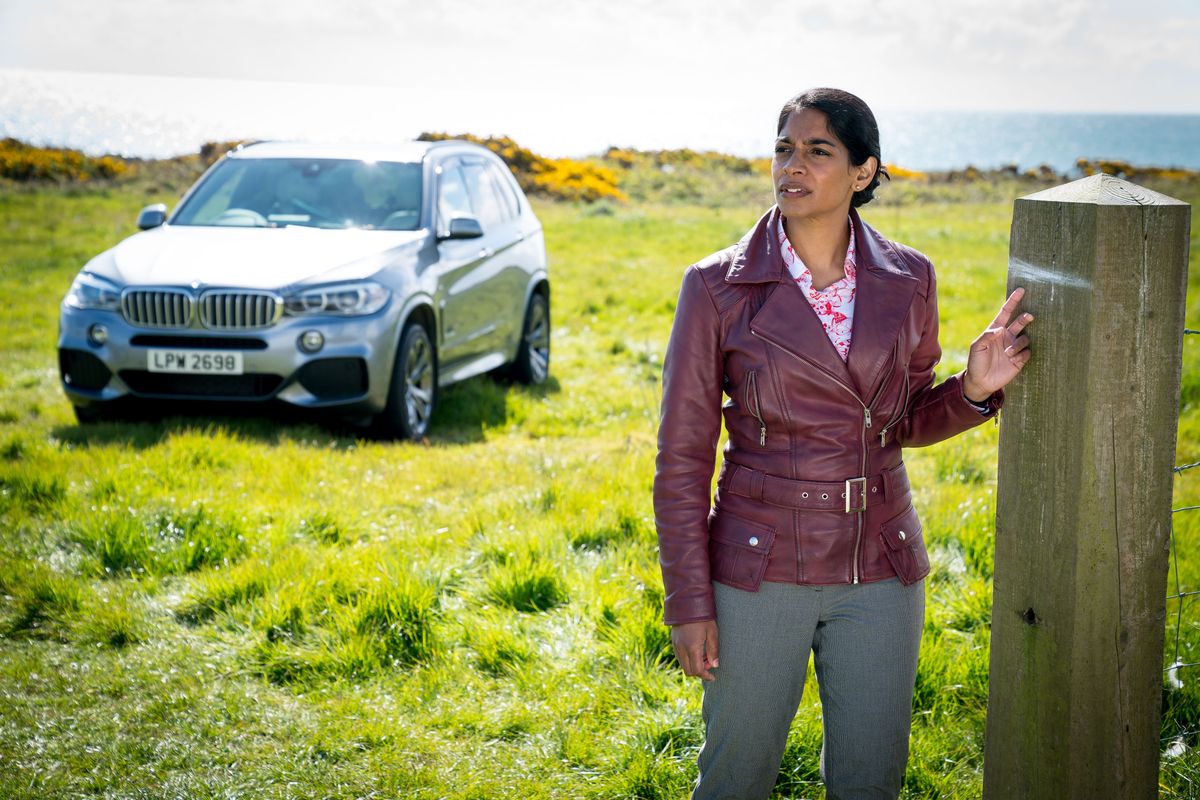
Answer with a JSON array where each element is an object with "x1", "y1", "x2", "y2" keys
[
  {"x1": 432, "y1": 158, "x2": 504, "y2": 370},
  {"x1": 464, "y1": 160, "x2": 530, "y2": 355}
]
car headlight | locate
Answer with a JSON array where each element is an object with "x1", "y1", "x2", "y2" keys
[
  {"x1": 64, "y1": 272, "x2": 122, "y2": 311},
  {"x1": 283, "y1": 281, "x2": 391, "y2": 317}
]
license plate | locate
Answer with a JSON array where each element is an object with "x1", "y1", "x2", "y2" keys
[{"x1": 147, "y1": 349, "x2": 244, "y2": 375}]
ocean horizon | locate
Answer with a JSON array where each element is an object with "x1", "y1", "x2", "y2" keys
[{"x1": 3, "y1": 68, "x2": 1199, "y2": 172}]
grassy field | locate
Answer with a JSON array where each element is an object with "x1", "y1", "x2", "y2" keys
[{"x1": 3, "y1": 167, "x2": 1200, "y2": 799}]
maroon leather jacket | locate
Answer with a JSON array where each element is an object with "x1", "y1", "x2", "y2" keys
[{"x1": 654, "y1": 206, "x2": 1002, "y2": 626}]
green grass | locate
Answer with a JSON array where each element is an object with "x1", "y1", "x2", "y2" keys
[{"x1": 2, "y1": 169, "x2": 1200, "y2": 798}]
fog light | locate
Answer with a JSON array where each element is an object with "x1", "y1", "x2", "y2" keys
[
  {"x1": 87, "y1": 323, "x2": 108, "y2": 345},
  {"x1": 298, "y1": 330, "x2": 324, "y2": 353}
]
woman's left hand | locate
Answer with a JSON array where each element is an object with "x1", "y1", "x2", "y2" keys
[{"x1": 962, "y1": 287, "x2": 1034, "y2": 402}]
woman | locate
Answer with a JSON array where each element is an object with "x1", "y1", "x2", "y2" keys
[{"x1": 653, "y1": 88, "x2": 1033, "y2": 799}]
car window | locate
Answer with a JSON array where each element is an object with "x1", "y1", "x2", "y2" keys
[
  {"x1": 188, "y1": 169, "x2": 244, "y2": 222},
  {"x1": 487, "y1": 162, "x2": 521, "y2": 218},
  {"x1": 437, "y1": 163, "x2": 474, "y2": 229},
  {"x1": 173, "y1": 158, "x2": 422, "y2": 230},
  {"x1": 462, "y1": 162, "x2": 505, "y2": 230}
]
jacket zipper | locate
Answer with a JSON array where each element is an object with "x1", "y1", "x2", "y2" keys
[
  {"x1": 865, "y1": 346, "x2": 899, "y2": 438},
  {"x1": 745, "y1": 370, "x2": 767, "y2": 446},
  {"x1": 750, "y1": 327, "x2": 869, "y2": 583},
  {"x1": 852, "y1": 405, "x2": 867, "y2": 584}
]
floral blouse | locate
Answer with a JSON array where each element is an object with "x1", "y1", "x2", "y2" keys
[{"x1": 777, "y1": 215, "x2": 857, "y2": 362}]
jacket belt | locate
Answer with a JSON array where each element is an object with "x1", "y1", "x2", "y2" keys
[{"x1": 718, "y1": 462, "x2": 908, "y2": 513}]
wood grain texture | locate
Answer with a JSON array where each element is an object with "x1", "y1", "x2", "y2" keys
[{"x1": 983, "y1": 177, "x2": 1190, "y2": 799}]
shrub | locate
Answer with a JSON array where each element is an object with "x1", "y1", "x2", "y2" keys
[
  {"x1": 199, "y1": 140, "x2": 253, "y2": 166},
  {"x1": 886, "y1": 163, "x2": 929, "y2": 182},
  {"x1": 602, "y1": 146, "x2": 766, "y2": 175},
  {"x1": 596, "y1": 145, "x2": 771, "y2": 205},
  {"x1": 418, "y1": 131, "x2": 626, "y2": 203},
  {"x1": 1076, "y1": 157, "x2": 1199, "y2": 181},
  {"x1": 0, "y1": 138, "x2": 128, "y2": 182}
]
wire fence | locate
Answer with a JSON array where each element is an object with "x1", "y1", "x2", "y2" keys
[{"x1": 1162, "y1": 329, "x2": 1200, "y2": 761}]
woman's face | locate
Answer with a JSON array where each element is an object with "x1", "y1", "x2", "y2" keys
[{"x1": 772, "y1": 108, "x2": 876, "y2": 224}]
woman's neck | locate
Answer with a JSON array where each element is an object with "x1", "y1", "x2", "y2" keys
[{"x1": 783, "y1": 212, "x2": 852, "y2": 290}]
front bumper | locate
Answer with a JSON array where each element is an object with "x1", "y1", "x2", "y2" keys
[{"x1": 58, "y1": 303, "x2": 402, "y2": 415}]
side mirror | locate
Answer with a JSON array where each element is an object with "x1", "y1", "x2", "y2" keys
[
  {"x1": 439, "y1": 215, "x2": 483, "y2": 240},
  {"x1": 137, "y1": 203, "x2": 168, "y2": 230}
]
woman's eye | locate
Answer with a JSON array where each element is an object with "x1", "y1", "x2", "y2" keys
[{"x1": 812, "y1": 149, "x2": 829, "y2": 157}]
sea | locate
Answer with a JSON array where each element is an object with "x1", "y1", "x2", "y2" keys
[{"x1": 2, "y1": 69, "x2": 1199, "y2": 172}]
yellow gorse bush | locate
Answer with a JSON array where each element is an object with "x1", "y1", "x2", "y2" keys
[
  {"x1": 1076, "y1": 158, "x2": 1200, "y2": 181},
  {"x1": 884, "y1": 163, "x2": 929, "y2": 182},
  {"x1": 602, "y1": 146, "x2": 768, "y2": 176},
  {"x1": 418, "y1": 132, "x2": 626, "y2": 203},
  {"x1": 0, "y1": 138, "x2": 128, "y2": 182}
]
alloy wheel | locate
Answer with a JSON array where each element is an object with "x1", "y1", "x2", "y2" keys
[{"x1": 404, "y1": 329, "x2": 434, "y2": 434}]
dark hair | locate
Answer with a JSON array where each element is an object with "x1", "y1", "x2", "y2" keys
[{"x1": 777, "y1": 88, "x2": 889, "y2": 208}]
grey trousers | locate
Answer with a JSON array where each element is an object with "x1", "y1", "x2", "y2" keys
[{"x1": 693, "y1": 578, "x2": 925, "y2": 800}]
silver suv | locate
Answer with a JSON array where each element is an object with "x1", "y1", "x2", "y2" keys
[{"x1": 57, "y1": 141, "x2": 550, "y2": 438}]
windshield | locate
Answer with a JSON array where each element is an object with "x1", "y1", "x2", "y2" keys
[{"x1": 172, "y1": 158, "x2": 423, "y2": 230}]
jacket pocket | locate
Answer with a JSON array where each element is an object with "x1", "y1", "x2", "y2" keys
[
  {"x1": 708, "y1": 509, "x2": 777, "y2": 592},
  {"x1": 878, "y1": 504, "x2": 929, "y2": 586}
]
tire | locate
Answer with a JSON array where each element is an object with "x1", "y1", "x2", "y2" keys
[
  {"x1": 73, "y1": 403, "x2": 117, "y2": 424},
  {"x1": 73, "y1": 404, "x2": 102, "y2": 425},
  {"x1": 509, "y1": 292, "x2": 550, "y2": 385},
  {"x1": 379, "y1": 321, "x2": 437, "y2": 439}
]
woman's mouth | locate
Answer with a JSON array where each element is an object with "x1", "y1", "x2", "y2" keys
[{"x1": 779, "y1": 185, "x2": 810, "y2": 197}]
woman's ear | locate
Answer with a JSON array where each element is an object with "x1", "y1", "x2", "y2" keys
[{"x1": 855, "y1": 156, "x2": 879, "y2": 187}]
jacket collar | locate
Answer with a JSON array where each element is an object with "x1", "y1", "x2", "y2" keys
[{"x1": 730, "y1": 206, "x2": 919, "y2": 397}]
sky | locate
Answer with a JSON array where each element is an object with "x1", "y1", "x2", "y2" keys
[{"x1": 1, "y1": 0, "x2": 1198, "y2": 158}]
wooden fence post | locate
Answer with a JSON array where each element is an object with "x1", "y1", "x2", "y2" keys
[{"x1": 983, "y1": 175, "x2": 1191, "y2": 798}]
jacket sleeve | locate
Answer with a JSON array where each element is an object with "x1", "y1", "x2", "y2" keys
[
  {"x1": 893, "y1": 258, "x2": 1002, "y2": 448},
  {"x1": 654, "y1": 266, "x2": 724, "y2": 626}
]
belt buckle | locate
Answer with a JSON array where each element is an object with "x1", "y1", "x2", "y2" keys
[{"x1": 845, "y1": 476, "x2": 868, "y2": 513}]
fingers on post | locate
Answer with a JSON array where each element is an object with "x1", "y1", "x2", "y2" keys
[
  {"x1": 993, "y1": 287, "x2": 1027, "y2": 328},
  {"x1": 1005, "y1": 335, "x2": 1033, "y2": 369},
  {"x1": 1006, "y1": 312, "x2": 1034, "y2": 338},
  {"x1": 1005, "y1": 334, "x2": 1031, "y2": 355}
]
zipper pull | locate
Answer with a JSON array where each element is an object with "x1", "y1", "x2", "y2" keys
[
  {"x1": 759, "y1": 425, "x2": 767, "y2": 446},
  {"x1": 880, "y1": 429, "x2": 888, "y2": 447},
  {"x1": 864, "y1": 408, "x2": 872, "y2": 428}
]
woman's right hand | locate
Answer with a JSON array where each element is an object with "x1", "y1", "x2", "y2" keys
[{"x1": 672, "y1": 619, "x2": 720, "y2": 681}]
